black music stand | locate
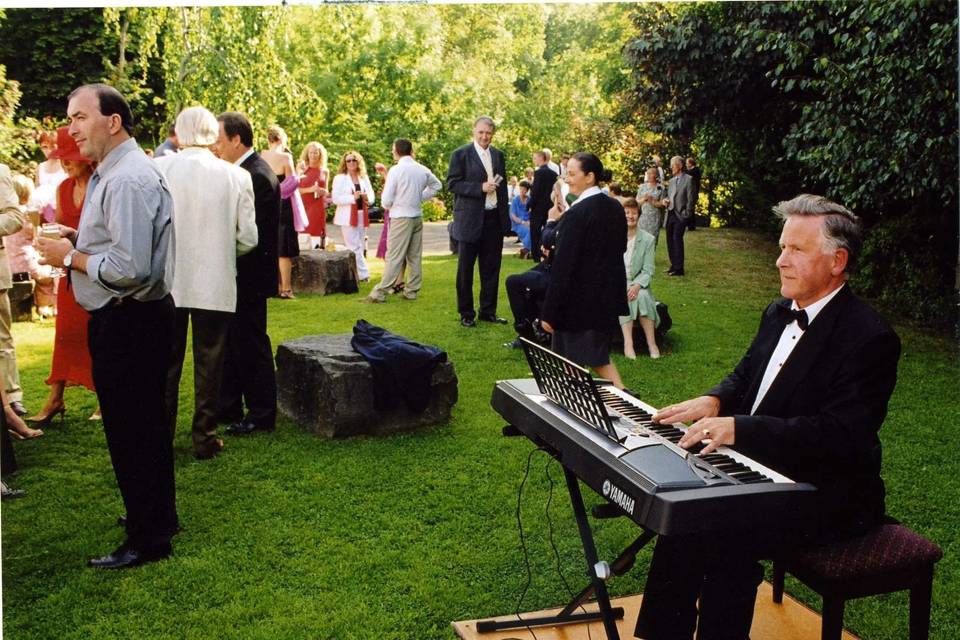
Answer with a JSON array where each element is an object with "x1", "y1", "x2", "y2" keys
[{"x1": 478, "y1": 339, "x2": 652, "y2": 639}]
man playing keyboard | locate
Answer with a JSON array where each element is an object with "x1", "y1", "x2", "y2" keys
[{"x1": 635, "y1": 194, "x2": 901, "y2": 640}]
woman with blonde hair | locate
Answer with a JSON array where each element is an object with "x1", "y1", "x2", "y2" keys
[
  {"x1": 262, "y1": 125, "x2": 300, "y2": 298},
  {"x1": 298, "y1": 141, "x2": 329, "y2": 250},
  {"x1": 331, "y1": 151, "x2": 376, "y2": 282}
]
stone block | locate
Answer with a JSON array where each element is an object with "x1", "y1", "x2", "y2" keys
[
  {"x1": 9, "y1": 280, "x2": 35, "y2": 322},
  {"x1": 276, "y1": 334, "x2": 458, "y2": 438},
  {"x1": 291, "y1": 250, "x2": 359, "y2": 295}
]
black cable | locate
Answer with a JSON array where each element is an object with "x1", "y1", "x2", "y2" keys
[
  {"x1": 544, "y1": 457, "x2": 594, "y2": 640},
  {"x1": 514, "y1": 446, "x2": 542, "y2": 640}
]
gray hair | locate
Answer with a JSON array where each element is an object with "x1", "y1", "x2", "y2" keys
[
  {"x1": 669, "y1": 155, "x2": 684, "y2": 168},
  {"x1": 473, "y1": 115, "x2": 496, "y2": 131},
  {"x1": 773, "y1": 194, "x2": 862, "y2": 272},
  {"x1": 175, "y1": 106, "x2": 219, "y2": 147}
]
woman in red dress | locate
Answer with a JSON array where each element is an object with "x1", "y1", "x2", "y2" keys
[
  {"x1": 298, "y1": 141, "x2": 329, "y2": 249},
  {"x1": 26, "y1": 127, "x2": 98, "y2": 426}
]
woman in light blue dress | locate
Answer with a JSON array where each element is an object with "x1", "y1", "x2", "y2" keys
[{"x1": 636, "y1": 167, "x2": 668, "y2": 244}]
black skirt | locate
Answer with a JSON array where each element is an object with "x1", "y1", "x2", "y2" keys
[
  {"x1": 551, "y1": 329, "x2": 612, "y2": 368},
  {"x1": 277, "y1": 197, "x2": 300, "y2": 258}
]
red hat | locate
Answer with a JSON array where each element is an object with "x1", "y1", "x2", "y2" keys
[{"x1": 49, "y1": 126, "x2": 92, "y2": 163}]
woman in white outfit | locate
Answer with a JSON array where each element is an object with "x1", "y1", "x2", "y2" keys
[{"x1": 331, "y1": 151, "x2": 376, "y2": 281}]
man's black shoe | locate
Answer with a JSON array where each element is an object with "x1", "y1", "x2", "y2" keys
[
  {"x1": 117, "y1": 515, "x2": 126, "y2": 527},
  {"x1": 88, "y1": 543, "x2": 171, "y2": 569},
  {"x1": 1, "y1": 481, "x2": 25, "y2": 500},
  {"x1": 9, "y1": 401, "x2": 27, "y2": 416},
  {"x1": 225, "y1": 419, "x2": 274, "y2": 436},
  {"x1": 668, "y1": 270, "x2": 685, "y2": 276},
  {"x1": 503, "y1": 338, "x2": 523, "y2": 349},
  {"x1": 478, "y1": 314, "x2": 508, "y2": 324},
  {"x1": 460, "y1": 317, "x2": 476, "y2": 328}
]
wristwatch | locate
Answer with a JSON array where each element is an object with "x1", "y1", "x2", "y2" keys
[{"x1": 63, "y1": 249, "x2": 76, "y2": 269}]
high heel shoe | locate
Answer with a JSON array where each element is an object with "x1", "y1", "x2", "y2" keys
[
  {"x1": 278, "y1": 289, "x2": 296, "y2": 299},
  {"x1": 8, "y1": 426, "x2": 43, "y2": 440},
  {"x1": 26, "y1": 403, "x2": 66, "y2": 428}
]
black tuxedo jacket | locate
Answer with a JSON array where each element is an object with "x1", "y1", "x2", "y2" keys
[
  {"x1": 239, "y1": 151, "x2": 280, "y2": 300},
  {"x1": 708, "y1": 286, "x2": 901, "y2": 532},
  {"x1": 540, "y1": 193, "x2": 628, "y2": 333},
  {"x1": 446, "y1": 142, "x2": 510, "y2": 243},
  {"x1": 527, "y1": 164, "x2": 558, "y2": 219}
]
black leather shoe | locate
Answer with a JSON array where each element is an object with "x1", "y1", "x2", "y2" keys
[
  {"x1": 478, "y1": 314, "x2": 508, "y2": 324},
  {"x1": 117, "y1": 515, "x2": 126, "y2": 527},
  {"x1": 503, "y1": 338, "x2": 523, "y2": 349},
  {"x1": 9, "y1": 401, "x2": 27, "y2": 416},
  {"x1": 668, "y1": 270, "x2": 685, "y2": 276},
  {"x1": 460, "y1": 317, "x2": 476, "y2": 328},
  {"x1": 225, "y1": 420, "x2": 274, "y2": 436},
  {"x1": 88, "y1": 543, "x2": 171, "y2": 569}
]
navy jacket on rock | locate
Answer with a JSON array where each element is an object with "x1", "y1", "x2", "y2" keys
[{"x1": 351, "y1": 320, "x2": 448, "y2": 413}]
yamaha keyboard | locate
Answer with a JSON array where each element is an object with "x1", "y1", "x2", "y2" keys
[{"x1": 492, "y1": 377, "x2": 816, "y2": 536}]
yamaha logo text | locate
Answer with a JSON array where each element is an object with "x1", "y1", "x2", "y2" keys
[{"x1": 602, "y1": 479, "x2": 635, "y2": 516}]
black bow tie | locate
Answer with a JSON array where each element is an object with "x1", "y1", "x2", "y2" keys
[{"x1": 777, "y1": 304, "x2": 809, "y2": 331}]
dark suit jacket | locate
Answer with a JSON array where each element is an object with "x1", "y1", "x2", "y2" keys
[
  {"x1": 238, "y1": 151, "x2": 280, "y2": 300},
  {"x1": 527, "y1": 164, "x2": 558, "y2": 219},
  {"x1": 667, "y1": 172, "x2": 694, "y2": 220},
  {"x1": 446, "y1": 142, "x2": 510, "y2": 243},
  {"x1": 540, "y1": 193, "x2": 628, "y2": 332},
  {"x1": 708, "y1": 286, "x2": 901, "y2": 533}
]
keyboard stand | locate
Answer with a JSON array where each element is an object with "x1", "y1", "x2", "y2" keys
[{"x1": 477, "y1": 463, "x2": 654, "y2": 639}]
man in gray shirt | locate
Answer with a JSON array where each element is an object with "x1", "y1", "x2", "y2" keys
[{"x1": 38, "y1": 83, "x2": 178, "y2": 570}]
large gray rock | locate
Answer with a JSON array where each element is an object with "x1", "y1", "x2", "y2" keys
[
  {"x1": 291, "y1": 250, "x2": 359, "y2": 295},
  {"x1": 9, "y1": 280, "x2": 35, "y2": 322},
  {"x1": 276, "y1": 334, "x2": 458, "y2": 438}
]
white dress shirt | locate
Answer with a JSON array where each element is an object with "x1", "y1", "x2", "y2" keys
[
  {"x1": 474, "y1": 141, "x2": 498, "y2": 210},
  {"x1": 568, "y1": 185, "x2": 603, "y2": 209},
  {"x1": 380, "y1": 156, "x2": 442, "y2": 218},
  {"x1": 750, "y1": 283, "x2": 846, "y2": 414}
]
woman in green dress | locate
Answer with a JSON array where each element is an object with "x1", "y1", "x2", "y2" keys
[{"x1": 619, "y1": 198, "x2": 661, "y2": 359}]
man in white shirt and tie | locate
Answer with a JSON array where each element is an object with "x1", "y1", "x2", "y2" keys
[
  {"x1": 367, "y1": 139, "x2": 441, "y2": 303},
  {"x1": 446, "y1": 116, "x2": 511, "y2": 327}
]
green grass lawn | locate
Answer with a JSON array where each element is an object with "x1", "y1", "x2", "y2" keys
[{"x1": 3, "y1": 228, "x2": 958, "y2": 639}]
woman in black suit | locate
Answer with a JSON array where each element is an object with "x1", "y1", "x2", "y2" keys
[{"x1": 540, "y1": 153, "x2": 628, "y2": 388}]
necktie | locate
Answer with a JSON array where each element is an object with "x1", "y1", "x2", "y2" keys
[
  {"x1": 777, "y1": 303, "x2": 809, "y2": 331},
  {"x1": 480, "y1": 148, "x2": 496, "y2": 209}
]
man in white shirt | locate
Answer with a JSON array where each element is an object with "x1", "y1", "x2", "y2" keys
[{"x1": 368, "y1": 139, "x2": 441, "y2": 303}]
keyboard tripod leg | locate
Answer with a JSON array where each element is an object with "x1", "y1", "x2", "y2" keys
[
  {"x1": 563, "y1": 468, "x2": 622, "y2": 640},
  {"x1": 559, "y1": 529, "x2": 657, "y2": 617}
]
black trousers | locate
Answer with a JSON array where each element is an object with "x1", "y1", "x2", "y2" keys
[
  {"x1": 165, "y1": 307, "x2": 233, "y2": 451},
  {"x1": 505, "y1": 266, "x2": 549, "y2": 336},
  {"x1": 665, "y1": 212, "x2": 687, "y2": 273},
  {"x1": 1, "y1": 411, "x2": 16, "y2": 476},
  {"x1": 456, "y1": 210, "x2": 504, "y2": 320},
  {"x1": 219, "y1": 292, "x2": 277, "y2": 430},
  {"x1": 88, "y1": 295, "x2": 178, "y2": 550},
  {"x1": 529, "y1": 211, "x2": 547, "y2": 263},
  {"x1": 636, "y1": 515, "x2": 849, "y2": 640}
]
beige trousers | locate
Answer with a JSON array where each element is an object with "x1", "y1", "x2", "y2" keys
[
  {"x1": 0, "y1": 290, "x2": 22, "y2": 402},
  {"x1": 369, "y1": 216, "x2": 423, "y2": 300}
]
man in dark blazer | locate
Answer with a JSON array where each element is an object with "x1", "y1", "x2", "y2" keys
[
  {"x1": 635, "y1": 194, "x2": 901, "y2": 640},
  {"x1": 665, "y1": 155, "x2": 694, "y2": 275},
  {"x1": 525, "y1": 150, "x2": 558, "y2": 263},
  {"x1": 214, "y1": 112, "x2": 279, "y2": 435},
  {"x1": 446, "y1": 116, "x2": 510, "y2": 327}
]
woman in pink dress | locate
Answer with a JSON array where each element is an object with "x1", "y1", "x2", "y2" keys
[{"x1": 298, "y1": 141, "x2": 329, "y2": 249}]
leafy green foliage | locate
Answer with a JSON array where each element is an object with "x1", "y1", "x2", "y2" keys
[{"x1": 622, "y1": 1, "x2": 958, "y2": 326}]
